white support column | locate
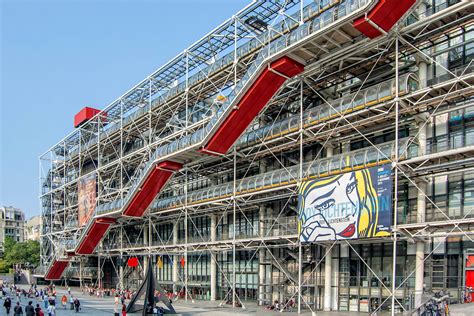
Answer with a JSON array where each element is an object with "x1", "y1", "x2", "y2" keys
[
  {"x1": 143, "y1": 225, "x2": 149, "y2": 277},
  {"x1": 232, "y1": 149, "x2": 237, "y2": 308},
  {"x1": 172, "y1": 221, "x2": 179, "y2": 294},
  {"x1": 258, "y1": 205, "x2": 266, "y2": 306},
  {"x1": 326, "y1": 144, "x2": 334, "y2": 158},
  {"x1": 119, "y1": 256, "x2": 124, "y2": 290},
  {"x1": 79, "y1": 259, "x2": 83, "y2": 289},
  {"x1": 414, "y1": 48, "x2": 428, "y2": 307},
  {"x1": 415, "y1": 240, "x2": 425, "y2": 308},
  {"x1": 98, "y1": 252, "x2": 101, "y2": 289},
  {"x1": 120, "y1": 227, "x2": 124, "y2": 290},
  {"x1": 210, "y1": 214, "x2": 217, "y2": 301},
  {"x1": 324, "y1": 247, "x2": 332, "y2": 311}
]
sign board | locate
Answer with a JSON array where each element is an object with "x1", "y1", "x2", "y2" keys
[{"x1": 298, "y1": 164, "x2": 392, "y2": 242}]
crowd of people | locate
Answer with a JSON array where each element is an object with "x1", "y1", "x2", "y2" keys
[
  {"x1": 0, "y1": 283, "x2": 81, "y2": 316},
  {"x1": 265, "y1": 298, "x2": 296, "y2": 312}
]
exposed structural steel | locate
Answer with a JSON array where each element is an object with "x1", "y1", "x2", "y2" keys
[
  {"x1": 39, "y1": 3, "x2": 409, "y2": 282},
  {"x1": 38, "y1": 0, "x2": 474, "y2": 314},
  {"x1": 44, "y1": 259, "x2": 69, "y2": 281},
  {"x1": 201, "y1": 56, "x2": 304, "y2": 155},
  {"x1": 353, "y1": 0, "x2": 416, "y2": 38},
  {"x1": 75, "y1": 217, "x2": 116, "y2": 255},
  {"x1": 123, "y1": 161, "x2": 182, "y2": 217}
]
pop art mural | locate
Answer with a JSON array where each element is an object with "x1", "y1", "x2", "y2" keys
[{"x1": 298, "y1": 164, "x2": 392, "y2": 242}]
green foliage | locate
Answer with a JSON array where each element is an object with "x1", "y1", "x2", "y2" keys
[
  {"x1": 0, "y1": 259, "x2": 9, "y2": 273},
  {"x1": 2, "y1": 237, "x2": 40, "y2": 269}
]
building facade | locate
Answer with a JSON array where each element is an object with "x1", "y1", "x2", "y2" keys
[
  {"x1": 25, "y1": 216, "x2": 42, "y2": 241},
  {"x1": 39, "y1": 0, "x2": 474, "y2": 313},
  {"x1": 0, "y1": 206, "x2": 25, "y2": 257}
]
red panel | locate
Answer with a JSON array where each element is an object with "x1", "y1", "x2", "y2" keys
[
  {"x1": 123, "y1": 161, "x2": 182, "y2": 217},
  {"x1": 467, "y1": 271, "x2": 474, "y2": 301},
  {"x1": 74, "y1": 107, "x2": 103, "y2": 128},
  {"x1": 201, "y1": 56, "x2": 304, "y2": 155},
  {"x1": 353, "y1": 0, "x2": 416, "y2": 39},
  {"x1": 75, "y1": 218, "x2": 115, "y2": 255},
  {"x1": 158, "y1": 160, "x2": 183, "y2": 171},
  {"x1": 353, "y1": 19, "x2": 383, "y2": 39},
  {"x1": 45, "y1": 260, "x2": 69, "y2": 280},
  {"x1": 271, "y1": 56, "x2": 305, "y2": 77}
]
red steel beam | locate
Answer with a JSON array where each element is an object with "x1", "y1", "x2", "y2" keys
[
  {"x1": 353, "y1": 0, "x2": 417, "y2": 39},
  {"x1": 201, "y1": 56, "x2": 304, "y2": 155},
  {"x1": 122, "y1": 160, "x2": 182, "y2": 217}
]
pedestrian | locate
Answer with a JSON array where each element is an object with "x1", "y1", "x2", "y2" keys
[
  {"x1": 69, "y1": 296, "x2": 74, "y2": 310},
  {"x1": 14, "y1": 301, "x2": 23, "y2": 315},
  {"x1": 121, "y1": 303, "x2": 127, "y2": 316},
  {"x1": 25, "y1": 301, "x2": 35, "y2": 316},
  {"x1": 114, "y1": 300, "x2": 119, "y2": 316},
  {"x1": 4, "y1": 296, "x2": 12, "y2": 314},
  {"x1": 34, "y1": 304, "x2": 43, "y2": 316},
  {"x1": 61, "y1": 295, "x2": 67, "y2": 309},
  {"x1": 46, "y1": 304, "x2": 55, "y2": 316},
  {"x1": 73, "y1": 298, "x2": 80, "y2": 313}
]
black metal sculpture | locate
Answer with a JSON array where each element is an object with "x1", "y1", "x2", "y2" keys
[{"x1": 126, "y1": 258, "x2": 176, "y2": 315}]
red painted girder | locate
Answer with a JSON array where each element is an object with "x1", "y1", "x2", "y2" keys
[
  {"x1": 45, "y1": 260, "x2": 69, "y2": 280},
  {"x1": 201, "y1": 56, "x2": 304, "y2": 155},
  {"x1": 75, "y1": 218, "x2": 116, "y2": 255},
  {"x1": 353, "y1": 0, "x2": 417, "y2": 39},
  {"x1": 122, "y1": 160, "x2": 182, "y2": 217}
]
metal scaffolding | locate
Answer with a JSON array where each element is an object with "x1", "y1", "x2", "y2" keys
[{"x1": 39, "y1": 0, "x2": 474, "y2": 314}]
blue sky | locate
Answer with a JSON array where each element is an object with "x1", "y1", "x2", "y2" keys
[{"x1": 0, "y1": 0, "x2": 249, "y2": 219}]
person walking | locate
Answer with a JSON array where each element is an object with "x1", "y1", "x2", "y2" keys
[
  {"x1": 60, "y1": 295, "x2": 67, "y2": 309},
  {"x1": 73, "y1": 298, "x2": 80, "y2": 313},
  {"x1": 46, "y1": 303, "x2": 55, "y2": 316},
  {"x1": 69, "y1": 296, "x2": 74, "y2": 310},
  {"x1": 13, "y1": 301, "x2": 24, "y2": 315},
  {"x1": 34, "y1": 304, "x2": 43, "y2": 316},
  {"x1": 121, "y1": 303, "x2": 127, "y2": 316},
  {"x1": 25, "y1": 301, "x2": 35, "y2": 316},
  {"x1": 4, "y1": 296, "x2": 12, "y2": 314}
]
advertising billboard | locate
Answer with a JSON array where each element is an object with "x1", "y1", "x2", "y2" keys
[
  {"x1": 298, "y1": 164, "x2": 392, "y2": 242},
  {"x1": 78, "y1": 173, "x2": 96, "y2": 226}
]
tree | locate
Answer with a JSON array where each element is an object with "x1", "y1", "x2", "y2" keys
[{"x1": 3, "y1": 237, "x2": 40, "y2": 269}]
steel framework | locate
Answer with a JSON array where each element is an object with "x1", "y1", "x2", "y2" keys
[{"x1": 39, "y1": 0, "x2": 474, "y2": 314}]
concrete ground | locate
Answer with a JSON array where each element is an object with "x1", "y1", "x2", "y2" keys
[{"x1": 1, "y1": 285, "x2": 472, "y2": 315}]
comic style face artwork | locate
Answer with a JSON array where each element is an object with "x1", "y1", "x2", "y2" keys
[{"x1": 298, "y1": 166, "x2": 392, "y2": 242}]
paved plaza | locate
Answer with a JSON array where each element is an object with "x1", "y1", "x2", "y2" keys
[{"x1": 1, "y1": 286, "x2": 473, "y2": 315}]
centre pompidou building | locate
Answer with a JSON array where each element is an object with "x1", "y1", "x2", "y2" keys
[{"x1": 39, "y1": 0, "x2": 474, "y2": 313}]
